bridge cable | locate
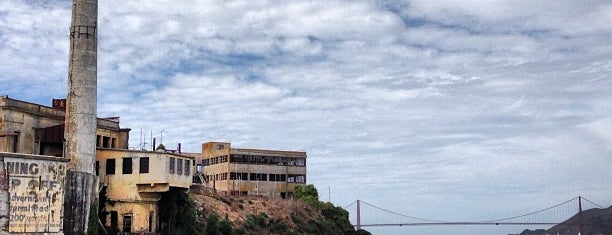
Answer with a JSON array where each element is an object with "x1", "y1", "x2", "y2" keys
[
  {"x1": 480, "y1": 197, "x2": 577, "y2": 223},
  {"x1": 359, "y1": 200, "x2": 449, "y2": 223}
]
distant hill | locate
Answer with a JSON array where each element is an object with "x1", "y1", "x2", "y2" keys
[{"x1": 517, "y1": 206, "x2": 612, "y2": 235}]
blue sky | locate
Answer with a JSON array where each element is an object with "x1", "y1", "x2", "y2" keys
[{"x1": 1, "y1": 1, "x2": 611, "y2": 234}]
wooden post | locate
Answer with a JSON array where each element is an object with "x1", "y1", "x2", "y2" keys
[{"x1": 63, "y1": 0, "x2": 98, "y2": 234}]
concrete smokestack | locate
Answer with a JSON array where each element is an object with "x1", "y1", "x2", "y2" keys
[{"x1": 63, "y1": 0, "x2": 97, "y2": 234}]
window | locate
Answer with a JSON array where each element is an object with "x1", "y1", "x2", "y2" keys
[
  {"x1": 184, "y1": 160, "x2": 190, "y2": 175},
  {"x1": 287, "y1": 174, "x2": 306, "y2": 183},
  {"x1": 202, "y1": 159, "x2": 209, "y2": 166},
  {"x1": 269, "y1": 174, "x2": 286, "y2": 182},
  {"x1": 111, "y1": 138, "x2": 117, "y2": 148},
  {"x1": 110, "y1": 211, "x2": 118, "y2": 232},
  {"x1": 177, "y1": 159, "x2": 183, "y2": 175},
  {"x1": 96, "y1": 135, "x2": 101, "y2": 147},
  {"x1": 123, "y1": 214, "x2": 132, "y2": 233},
  {"x1": 169, "y1": 157, "x2": 175, "y2": 174},
  {"x1": 149, "y1": 211, "x2": 154, "y2": 232},
  {"x1": 102, "y1": 136, "x2": 110, "y2": 148},
  {"x1": 249, "y1": 173, "x2": 267, "y2": 181},
  {"x1": 140, "y1": 157, "x2": 149, "y2": 173},
  {"x1": 122, "y1": 158, "x2": 132, "y2": 174},
  {"x1": 106, "y1": 159, "x2": 115, "y2": 175},
  {"x1": 95, "y1": 161, "x2": 99, "y2": 176},
  {"x1": 220, "y1": 155, "x2": 228, "y2": 163}
]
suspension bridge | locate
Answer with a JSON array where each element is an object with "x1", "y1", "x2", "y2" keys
[{"x1": 343, "y1": 196, "x2": 611, "y2": 234}]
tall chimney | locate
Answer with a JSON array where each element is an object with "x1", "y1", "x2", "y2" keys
[{"x1": 63, "y1": 0, "x2": 98, "y2": 234}]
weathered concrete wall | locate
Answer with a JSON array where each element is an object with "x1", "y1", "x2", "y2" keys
[
  {"x1": 63, "y1": 0, "x2": 98, "y2": 233},
  {"x1": 0, "y1": 153, "x2": 68, "y2": 234}
]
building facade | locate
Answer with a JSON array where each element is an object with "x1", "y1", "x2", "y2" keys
[
  {"x1": 1, "y1": 96, "x2": 194, "y2": 234},
  {"x1": 201, "y1": 142, "x2": 307, "y2": 199},
  {"x1": 0, "y1": 96, "x2": 130, "y2": 156},
  {"x1": 97, "y1": 149, "x2": 194, "y2": 234}
]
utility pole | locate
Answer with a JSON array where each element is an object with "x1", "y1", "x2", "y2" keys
[
  {"x1": 356, "y1": 199, "x2": 361, "y2": 230},
  {"x1": 63, "y1": 0, "x2": 98, "y2": 234},
  {"x1": 578, "y1": 196, "x2": 584, "y2": 235}
]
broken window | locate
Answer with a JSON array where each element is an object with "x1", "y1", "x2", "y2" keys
[
  {"x1": 123, "y1": 158, "x2": 132, "y2": 174},
  {"x1": 106, "y1": 159, "x2": 115, "y2": 175},
  {"x1": 140, "y1": 157, "x2": 149, "y2": 173}
]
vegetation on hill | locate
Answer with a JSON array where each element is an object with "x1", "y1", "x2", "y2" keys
[{"x1": 187, "y1": 184, "x2": 371, "y2": 235}]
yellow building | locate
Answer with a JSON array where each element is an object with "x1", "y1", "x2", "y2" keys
[
  {"x1": 97, "y1": 149, "x2": 194, "y2": 234},
  {"x1": 201, "y1": 142, "x2": 307, "y2": 199}
]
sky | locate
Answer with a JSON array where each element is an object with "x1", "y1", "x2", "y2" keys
[{"x1": 1, "y1": 0, "x2": 611, "y2": 234}]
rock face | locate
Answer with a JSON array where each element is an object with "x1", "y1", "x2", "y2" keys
[{"x1": 518, "y1": 207, "x2": 612, "y2": 235}]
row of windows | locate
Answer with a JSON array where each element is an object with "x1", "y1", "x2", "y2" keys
[
  {"x1": 96, "y1": 135, "x2": 117, "y2": 148},
  {"x1": 168, "y1": 157, "x2": 191, "y2": 176},
  {"x1": 205, "y1": 172, "x2": 306, "y2": 183},
  {"x1": 100, "y1": 157, "x2": 190, "y2": 176},
  {"x1": 203, "y1": 155, "x2": 306, "y2": 167},
  {"x1": 102, "y1": 157, "x2": 149, "y2": 175}
]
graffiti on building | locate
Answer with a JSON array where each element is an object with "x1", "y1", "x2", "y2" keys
[{"x1": 3, "y1": 155, "x2": 66, "y2": 233}]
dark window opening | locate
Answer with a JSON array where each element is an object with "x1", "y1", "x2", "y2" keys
[
  {"x1": 110, "y1": 211, "x2": 118, "y2": 233},
  {"x1": 177, "y1": 159, "x2": 183, "y2": 175},
  {"x1": 123, "y1": 214, "x2": 132, "y2": 233},
  {"x1": 249, "y1": 173, "x2": 267, "y2": 181},
  {"x1": 106, "y1": 159, "x2": 116, "y2": 175},
  {"x1": 122, "y1": 158, "x2": 132, "y2": 174},
  {"x1": 140, "y1": 157, "x2": 149, "y2": 173},
  {"x1": 111, "y1": 138, "x2": 117, "y2": 148},
  {"x1": 95, "y1": 161, "x2": 99, "y2": 176},
  {"x1": 102, "y1": 136, "x2": 110, "y2": 148},
  {"x1": 96, "y1": 135, "x2": 101, "y2": 147}
]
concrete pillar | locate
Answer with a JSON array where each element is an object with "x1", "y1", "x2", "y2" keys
[
  {"x1": 63, "y1": 0, "x2": 98, "y2": 234},
  {"x1": 0, "y1": 159, "x2": 8, "y2": 235}
]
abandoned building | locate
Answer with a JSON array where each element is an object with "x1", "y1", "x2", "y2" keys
[
  {"x1": 0, "y1": 96, "x2": 195, "y2": 234},
  {"x1": 200, "y1": 141, "x2": 307, "y2": 198},
  {"x1": 0, "y1": 96, "x2": 130, "y2": 155},
  {"x1": 97, "y1": 148, "x2": 194, "y2": 233}
]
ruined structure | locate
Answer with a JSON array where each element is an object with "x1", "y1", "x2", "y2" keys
[{"x1": 200, "y1": 142, "x2": 307, "y2": 198}]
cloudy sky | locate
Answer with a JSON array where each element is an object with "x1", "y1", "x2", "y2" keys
[{"x1": 1, "y1": 0, "x2": 611, "y2": 234}]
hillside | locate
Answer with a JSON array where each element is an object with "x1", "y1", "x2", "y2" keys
[
  {"x1": 517, "y1": 207, "x2": 612, "y2": 235},
  {"x1": 189, "y1": 185, "x2": 371, "y2": 235}
]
